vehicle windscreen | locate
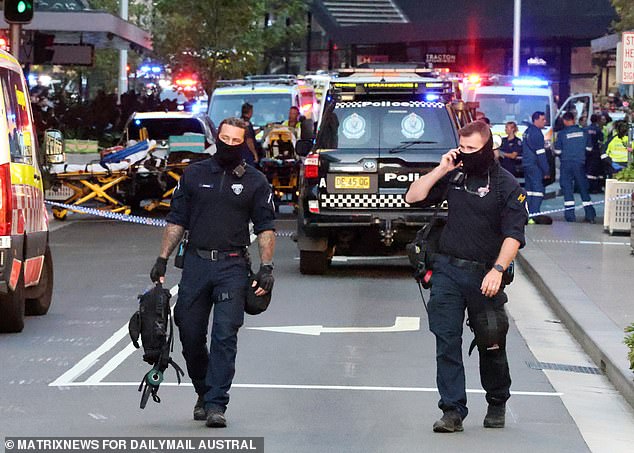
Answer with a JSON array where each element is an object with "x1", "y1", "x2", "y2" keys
[
  {"x1": 127, "y1": 118, "x2": 205, "y2": 141},
  {"x1": 316, "y1": 101, "x2": 457, "y2": 150},
  {"x1": 209, "y1": 93, "x2": 293, "y2": 128},
  {"x1": 475, "y1": 94, "x2": 551, "y2": 126}
]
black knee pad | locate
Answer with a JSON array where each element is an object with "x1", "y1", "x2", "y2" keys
[{"x1": 468, "y1": 306, "x2": 509, "y2": 355}]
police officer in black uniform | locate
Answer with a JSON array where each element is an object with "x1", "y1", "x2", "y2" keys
[
  {"x1": 150, "y1": 117, "x2": 276, "y2": 428},
  {"x1": 405, "y1": 121, "x2": 528, "y2": 433}
]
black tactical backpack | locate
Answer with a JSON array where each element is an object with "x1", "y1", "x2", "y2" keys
[{"x1": 128, "y1": 283, "x2": 184, "y2": 408}]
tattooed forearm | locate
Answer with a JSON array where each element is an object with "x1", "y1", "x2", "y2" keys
[
  {"x1": 257, "y1": 230, "x2": 276, "y2": 264},
  {"x1": 160, "y1": 223, "x2": 185, "y2": 258}
]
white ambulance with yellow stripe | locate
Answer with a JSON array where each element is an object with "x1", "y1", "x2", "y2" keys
[{"x1": 0, "y1": 49, "x2": 53, "y2": 333}]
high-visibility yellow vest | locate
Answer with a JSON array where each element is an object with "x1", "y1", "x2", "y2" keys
[{"x1": 606, "y1": 135, "x2": 629, "y2": 163}]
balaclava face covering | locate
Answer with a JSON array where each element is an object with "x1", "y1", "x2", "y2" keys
[
  {"x1": 460, "y1": 133, "x2": 494, "y2": 175},
  {"x1": 214, "y1": 139, "x2": 243, "y2": 169}
]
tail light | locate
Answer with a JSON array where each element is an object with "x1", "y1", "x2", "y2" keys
[
  {"x1": 304, "y1": 153, "x2": 320, "y2": 178},
  {"x1": 0, "y1": 163, "x2": 12, "y2": 236}
]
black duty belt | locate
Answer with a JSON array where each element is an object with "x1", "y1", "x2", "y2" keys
[
  {"x1": 195, "y1": 248, "x2": 246, "y2": 261},
  {"x1": 440, "y1": 254, "x2": 491, "y2": 272}
]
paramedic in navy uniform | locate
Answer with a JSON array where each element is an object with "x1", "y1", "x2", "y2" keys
[
  {"x1": 405, "y1": 120, "x2": 528, "y2": 433},
  {"x1": 150, "y1": 117, "x2": 276, "y2": 428}
]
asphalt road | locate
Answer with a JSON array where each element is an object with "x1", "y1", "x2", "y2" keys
[{"x1": 1, "y1": 215, "x2": 632, "y2": 452}]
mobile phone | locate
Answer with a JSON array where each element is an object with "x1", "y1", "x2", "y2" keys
[{"x1": 453, "y1": 152, "x2": 462, "y2": 165}]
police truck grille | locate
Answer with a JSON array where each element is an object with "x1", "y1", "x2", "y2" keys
[{"x1": 320, "y1": 193, "x2": 412, "y2": 209}]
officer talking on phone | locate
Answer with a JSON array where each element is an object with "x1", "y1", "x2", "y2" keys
[
  {"x1": 405, "y1": 121, "x2": 528, "y2": 433},
  {"x1": 150, "y1": 117, "x2": 276, "y2": 428}
]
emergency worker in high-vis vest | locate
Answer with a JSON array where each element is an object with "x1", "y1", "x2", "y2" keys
[{"x1": 602, "y1": 120, "x2": 630, "y2": 176}]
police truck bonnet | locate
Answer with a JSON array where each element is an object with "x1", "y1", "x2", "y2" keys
[{"x1": 166, "y1": 158, "x2": 275, "y2": 250}]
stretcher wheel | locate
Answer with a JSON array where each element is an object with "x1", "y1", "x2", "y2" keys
[{"x1": 52, "y1": 208, "x2": 67, "y2": 220}]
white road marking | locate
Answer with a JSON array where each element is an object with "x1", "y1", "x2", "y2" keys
[
  {"x1": 49, "y1": 284, "x2": 179, "y2": 387},
  {"x1": 48, "y1": 323, "x2": 130, "y2": 387},
  {"x1": 532, "y1": 239, "x2": 629, "y2": 246},
  {"x1": 48, "y1": 220, "x2": 77, "y2": 232},
  {"x1": 47, "y1": 381, "x2": 562, "y2": 396},
  {"x1": 292, "y1": 255, "x2": 407, "y2": 262},
  {"x1": 247, "y1": 316, "x2": 420, "y2": 336},
  {"x1": 83, "y1": 343, "x2": 138, "y2": 384}
]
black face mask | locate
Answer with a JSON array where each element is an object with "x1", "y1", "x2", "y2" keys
[
  {"x1": 214, "y1": 139, "x2": 243, "y2": 169},
  {"x1": 460, "y1": 134, "x2": 494, "y2": 175}
]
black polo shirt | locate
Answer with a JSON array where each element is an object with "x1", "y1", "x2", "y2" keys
[
  {"x1": 424, "y1": 162, "x2": 528, "y2": 264},
  {"x1": 166, "y1": 157, "x2": 276, "y2": 250}
]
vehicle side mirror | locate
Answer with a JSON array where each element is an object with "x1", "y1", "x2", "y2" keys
[
  {"x1": 295, "y1": 139, "x2": 313, "y2": 157},
  {"x1": 44, "y1": 129, "x2": 65, "y2": 165}
]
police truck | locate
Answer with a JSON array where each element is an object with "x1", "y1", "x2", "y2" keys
[{"x1": 295, "y1": 67, "x2": 474, "y2": 274}]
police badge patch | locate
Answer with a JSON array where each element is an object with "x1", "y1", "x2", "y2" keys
[
  {"x1": 231, "y1": 184, "x2": 244, "y2": 195},
  {"x1": 342, "y1": 113, "x2": 366, "y2": 139},
  {"x1": 401, "y1": 113, "x2": 425, "y2": 139}
]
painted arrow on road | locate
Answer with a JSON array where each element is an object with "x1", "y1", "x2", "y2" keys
[{"x1": 247, "y1": 316, "x2": 420, "y2": 336}]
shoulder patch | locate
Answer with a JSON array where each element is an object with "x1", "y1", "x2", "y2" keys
[{"x1": 517, "y1": 193, "x2": 526, "y2": 204}]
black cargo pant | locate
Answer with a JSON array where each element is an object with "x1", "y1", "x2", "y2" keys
[
  {"x1": 427, "y1": 254, "x2": 511, "y2": 420},
  {"x1": 174, "y1": 250, "x2": 249, "y2": 413}
]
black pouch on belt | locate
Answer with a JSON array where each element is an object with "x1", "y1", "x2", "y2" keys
[
  {"x1": 502, "y1": 261, "x2": 514, "y2": 285},
  {"x1": 174, "y1": 231, "x2": 189, "y2": 269}
]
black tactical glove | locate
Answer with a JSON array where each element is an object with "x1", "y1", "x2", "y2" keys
[
  {"x1": 150, "y1": 257, "x2": 168, "y2": 282},
  {"x1": 254, "y1": 264, "x2": 274, "y2": 292}
]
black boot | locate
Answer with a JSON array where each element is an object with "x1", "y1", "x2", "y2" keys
[
  {"x1": 432, "y1": 410, "x2": 463, "y2": 433},
  {"x1": 193, "y1": 395, "x2": 206, "y2": 421},
  {"x1": 206, "y1": 410, "x2": 227, "y2": 428},
  {"x1": 483, "y1": 404, "x2": 505, "y2": 428}
]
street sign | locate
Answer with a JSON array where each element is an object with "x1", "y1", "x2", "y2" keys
[{"x1": 620, "y1": 31, "x2": 634, "y2": 84}]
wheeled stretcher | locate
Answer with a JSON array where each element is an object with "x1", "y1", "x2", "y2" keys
[
  {"x1": 141, "y1": 151, "x2": 209, "y2": 212},
  {"x1": 261, "y1": 125, "x2": 300, "y2": 204},
  {"x1": 46, "y1": 140, "x2": 155, "y2": 220}
]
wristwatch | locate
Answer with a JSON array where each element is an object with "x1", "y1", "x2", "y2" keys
[{"x1": 493, "y1": 263, "x2": 505, "y2": 273}]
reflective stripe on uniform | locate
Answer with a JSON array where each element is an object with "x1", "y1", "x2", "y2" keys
[
  {"x1": 564, "y1": 201, "x2": 575, "y2": 206},
  {"x1": 526, "y1": 191, "x2": 544, "y2": 197},
  {"x1": 582, "y1": 201, "x2": 593, "y2": 206},
  {"x1": 586, "y1": 147, "x2": 593, "y2": 151},
  {"x1": 586, "y1": 174, "x2": 599, "y2": 180},
  {"x1": 536, "y1": 148, "x2": 546, "y2": 155},
  {"x1": 554, "y1": 149, "x2": 561, "y2": 155},
  {"x1": 601, "y1": 153, "x2": 608, "y2": 159}
]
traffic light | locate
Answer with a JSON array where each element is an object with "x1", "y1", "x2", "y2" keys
[
  {"x1": 33, "y1": 32, "x2": 55, "y2": 65},
  {"x1": 4, "y1": 0, "x2": 34, "y2": 24}
]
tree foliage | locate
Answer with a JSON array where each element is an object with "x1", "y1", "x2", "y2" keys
[
  {"x1": 152, "y1": 0, "x2": 308, "y2": 92},
  {"x1": 610, "y1": 0, "x2": 634, "y2": 32}
]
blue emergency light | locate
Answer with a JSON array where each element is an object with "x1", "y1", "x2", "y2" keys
[
  {"x1": 425, "y1": 93, "x2": 440, "y2": 101},
  {"x1": 511, "y1": 77, "x2": 549, "y2": 87}
]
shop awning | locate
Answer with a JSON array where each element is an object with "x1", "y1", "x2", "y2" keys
[{"x1": 0, "y1": 11, "x2": 152, "y2": 51}]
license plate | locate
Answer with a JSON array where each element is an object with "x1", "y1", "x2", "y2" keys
[{"x1": 334, "y1": 176, "x2": 370, "y2": 189}]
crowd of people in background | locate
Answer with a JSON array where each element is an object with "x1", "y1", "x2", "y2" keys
[
  {"x1": 475, "y1": 104, "x2": 632, "y2": 224},
  {"x1": 29, "y1": 86, "x2": 190, "y2": 146}
]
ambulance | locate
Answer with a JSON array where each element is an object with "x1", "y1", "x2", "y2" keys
[
  {"x1": 462, "y1": 74, "x2": 592, "y2": 140},
  {"x1": 0, "y1": 50, "x2": 54, "y2": 333},
  {"x1": 208, "y1": 75, "x2": 317, "y2": 138}
]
